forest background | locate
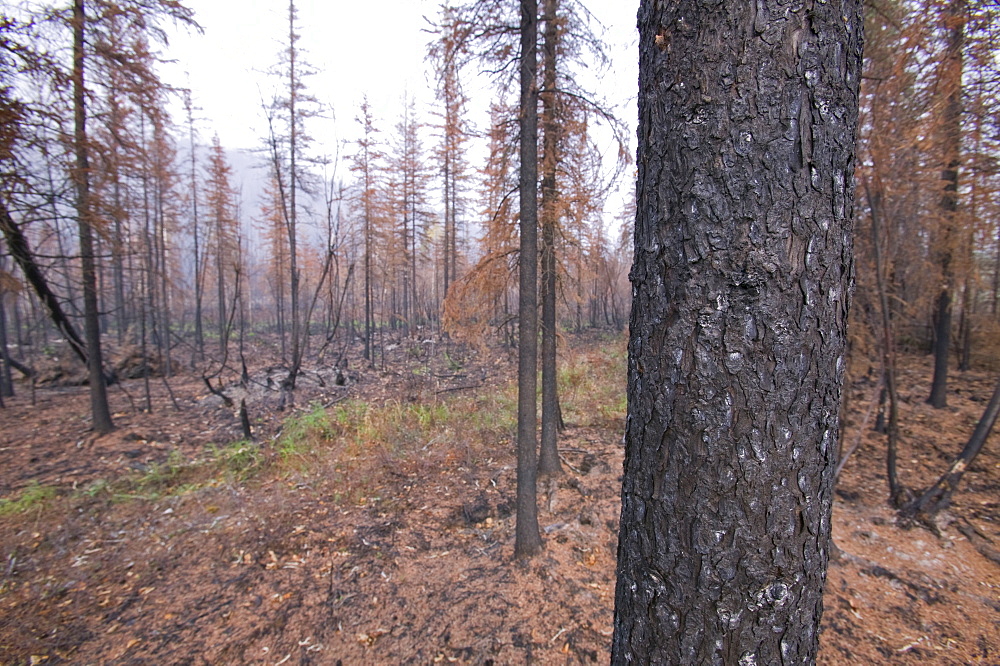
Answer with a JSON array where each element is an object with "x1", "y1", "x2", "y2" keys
[
  {"x1": 0, "y1": 0, "x2": 999, "y2": 663},
  {"x1": 0, "y1": 0, "x2": 995, "y2": 415}
]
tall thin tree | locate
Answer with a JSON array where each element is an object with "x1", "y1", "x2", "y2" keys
[
  {"x1": 928, "y1": 0, "x2": 967, "y2": 408},
  {"x1": 351, "y1": 99, "x2": 383, "y2": 367},
  {"x1": 515, "y1": 0, "x2": 543, "y2": 559},
  {"x1": 537, "y1": 0, "x2": 562, "y2": 478},
  {"x1": 73, "y1": 0, "x2": 113, "y2": 433},
  {"x1": 183, "y1": 88, "x2": 205, "y2": 362}
]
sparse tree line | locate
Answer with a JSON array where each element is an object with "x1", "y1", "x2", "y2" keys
[
  {"x1": 0, "y1": 0, "x2": 995, "y2": 533},
  {"x1": 0, "y1": 0, "x2": 632, "y2": 428}
]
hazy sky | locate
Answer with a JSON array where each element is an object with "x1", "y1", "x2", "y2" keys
[
  {"x1": 162, "y1": 1, "x2": 638, "y2": 151},
  {"x1": 158, "y1": 0, "x2": 639, "y2": 221}
]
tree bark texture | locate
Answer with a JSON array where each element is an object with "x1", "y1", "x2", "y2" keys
[
  {"x1": 538, "y1": 0, "x2": 562, "y2": 478},
  {"x1": 515, "y1": 0, "x2": 543, "y2": 559},
  {"x1": 612, "y1": 1, "x2": 862, "y2": 663}
]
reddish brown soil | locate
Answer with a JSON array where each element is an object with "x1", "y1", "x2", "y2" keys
[{"x1": 0, "y1": 338, "x2": 997, "y2": 665}]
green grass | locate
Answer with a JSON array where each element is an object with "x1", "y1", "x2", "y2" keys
[
  {"x1": 279, "y1": 403, "x2": 334, "y2": 458},
  {"x1": 5, "y1": 336, "x2": 628, "y2": 519},
  {"x1": 0, "y1": 482, "x2": 58, "y2": 516},
  {"x1": 211, "y1": 440, "x2": 265, "y2": 481},
  {"x1": 80, "y1": 445, "x2": 250, "y2": 504},
  {"x1": 256, "y1": 335, "x2": 626, "y2": 489},
  {"x1": 557, "y1": 338, "x2": 628, "y2": 427}
]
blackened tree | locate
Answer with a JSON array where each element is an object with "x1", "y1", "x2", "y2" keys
[
  {"x1": 72, "y1": 0, "x2": 114, "y2": 433},
  {"x1": 612, "y1": 1, "x2": 863, "y2": 663},
  {"x1": 927, "y1": 0, "x2": 966, "y2": 408},
  {"x1": 514, "y1": 0, "x2": 543, "y2": 559}
]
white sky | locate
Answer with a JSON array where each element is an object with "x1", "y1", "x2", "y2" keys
[{"x1": 160, "y1": 0, "x2": 639, "y2": 211}]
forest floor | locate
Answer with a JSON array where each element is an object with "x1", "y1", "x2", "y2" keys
[{"x1": 0, "y1": 332, "x2": 997, "y2": 665}]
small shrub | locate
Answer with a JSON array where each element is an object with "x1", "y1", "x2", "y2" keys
[{"x1": 279, "y1": 403, "x2": 334, "y2": 465}]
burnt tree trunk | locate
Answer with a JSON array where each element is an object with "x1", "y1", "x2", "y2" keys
[
  {"x1": 184, "y1": 92, "x2": 205, "y2": 363},
  {"x1": 286, "y1": 0, "x2": 303, "y2": 387},
  {"x1": 612, "y1": 1, "x2": 862, "y2": 663},
  {"x1": 0, "y1": 291, "x2": 12, "y2": 398},
  {"x1": 73, "y1": 0, "x2": 113, "y2": 434},
  {"x1": 515, "y1": 0, "x2": 543, "y2": 559},
  {"x1": 864, "y1": 180, "x2": 902, "y2": 504},
  {"x1": 927, "y1": 0, "x2": 965, "y2": 409},
  {"x1": 538, "y1": 0, "x2": 562, "y2": 479},
  {"x1": 0, "y1": 200, "x2": 88, "y2": 365},
  {"x1": 957, "y1": 278, "x2": 972, "y2": 372}
]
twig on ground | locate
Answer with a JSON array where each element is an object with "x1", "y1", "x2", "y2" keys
[
  {"x1": 956, "y1": 519, "x2": 1000, "y2": 566},
  {"x1": 435, "y1": 384, "x2": 482, "y2": 394},
  {"x1": 323, "y1": 394, "x2": 351, "y2": 409},
  {"x1": 558, "y1": 453, "x2": 583, "y2": 475}
]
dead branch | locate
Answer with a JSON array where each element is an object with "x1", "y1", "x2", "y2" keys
[
  {"x1": 901, "y1": 374, "x2": 1000, "y2": 520},
  {"x1": 956, "y1": 519, "x2": 1000, "y2": 566},
  {"x1": 835, "y1": 375, "x2": 885, "y2": 480},
  {"x1": 203, "y1": 376, "x2": 233, "y2": 408}
]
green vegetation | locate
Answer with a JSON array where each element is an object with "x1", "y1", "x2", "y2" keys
[
  {"x1": 277, "y1": 403, "x2": 334, "y2": 468},
  {"x1": 0, "y1": 482, "x2": 57, "y2": 516},
  {"x1": 5, "y1": 338, "x2": 627, "y2": 515},
  {"x1": 558, "y1": 338, "x2": 628, "y2": 427},
  {"x1": 80, "y1": 446, "x2": 255, "y2": 503},
  {"x1": 272, "y1": 339, "x2": 625, "y2": 481},
  {"x1": 211, "y1": 440, "x2": 265, "y2": 481}
]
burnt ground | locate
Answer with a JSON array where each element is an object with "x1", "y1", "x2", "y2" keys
[{"x1": 0, "y1": 334, "x2": 997, "y2": 665}]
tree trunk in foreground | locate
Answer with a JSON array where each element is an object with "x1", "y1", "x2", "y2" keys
[
  {"x1": 612, "y1": 1, "x2": 862, "y2": 663},
  {"x1": 515, "y1": 0, "x2": 543, "y2": 559}
]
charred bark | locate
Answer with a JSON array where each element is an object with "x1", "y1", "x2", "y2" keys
[
  {"x1": 0, "y1": 200, "x2": 88, "y2": 366},
  {"x1": 612, "y1": 1, "x2": 862, "y2": 662},
  {"x1": 538, "y1": 0, "x2": 562, "y2": 479},
  {"x1": 515, "y1": 0, "x2": 543, "y2": 559}
]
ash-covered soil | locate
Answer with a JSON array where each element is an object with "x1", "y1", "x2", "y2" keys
[{"x1": 0, "y1": 336, "x2": 996, "y2": 664}]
